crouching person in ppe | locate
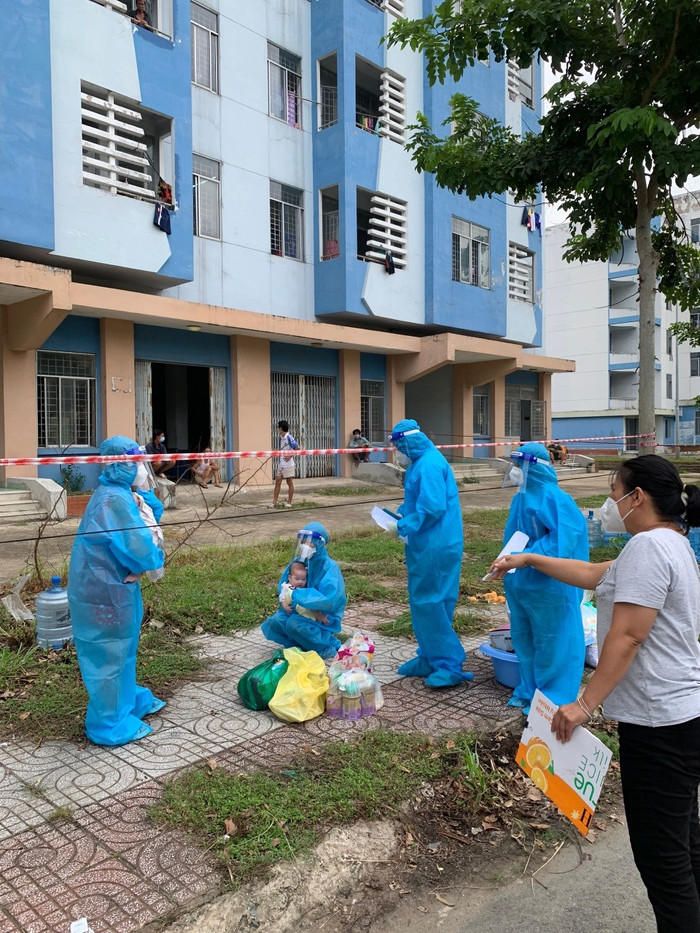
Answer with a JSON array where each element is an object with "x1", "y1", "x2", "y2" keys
[
  {"x1": 67, "y1": 436, "x2": 166, "y2": 746},
  {"x1": 261, "y1": 522, "x2": 346, "y2": 659},
  {"x1": 389, "y1": 419, "x2": 473, "y2": 688},
  {"x1": 499, "y1": 442, "x2": 588, "y2": 715}
]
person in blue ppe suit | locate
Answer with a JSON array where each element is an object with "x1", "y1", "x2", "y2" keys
[
  {"x1": 501, "y1": 442, "x2": 588, "y2": 714},
  {"x1": 67, "y1": 436, "x2": 166, "y2": 746},
  {"x1": 261, "y1": 522, "x2": 346, "y2": 659},
  {"x1": 389, "y1": 419, "x2": 473, "y2": 688}
]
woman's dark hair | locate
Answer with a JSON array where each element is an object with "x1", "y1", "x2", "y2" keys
[
  {"x1": 278, "y1": 420, "x2": 289, "y2": 432},
  {"x1": 615, "y1": 455, "x2": 700, "y2": 529}
]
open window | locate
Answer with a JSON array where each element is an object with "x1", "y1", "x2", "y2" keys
[
  {"x1": 320, "y1": 186, "x2": 340, "y2": 260},
  {"x1": 270, "y1": 181, "x2": 304, "y2": 260},
  {"x1": 355, "y1": 56, "x2": 405, "y2": 142},
  {"x1": 318, "y1": 55, "x2": 338, "y2": 129},
  {"x1": 81, "y1": 84, "x2": 174, "y2": 205}
]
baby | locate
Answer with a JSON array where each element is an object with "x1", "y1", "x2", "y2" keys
[{"x1": 279, "y1": 561, "x2": 327, "y2": 623}]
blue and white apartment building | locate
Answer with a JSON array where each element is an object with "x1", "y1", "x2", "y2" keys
[{"x1": 0, "y1": 0, "x2": 572, "y2": 489}]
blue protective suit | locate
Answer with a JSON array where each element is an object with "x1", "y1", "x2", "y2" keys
[
  {"x1": 67, "y1": 436, "x2": 165, "y2": 746},
  {"x1": 261, "y1": 521, "x2": 346, "y2": 659},
  {"x1": 502, "y1": 442, "x2": 588, "y2": 711},
  {"x1": 391, "y1": 420, "x2": 473, "y2": 688}
]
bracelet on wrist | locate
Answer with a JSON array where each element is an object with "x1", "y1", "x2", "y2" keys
[{"x1": 577, "y1": 696, "x2": 594, "y2": 720}]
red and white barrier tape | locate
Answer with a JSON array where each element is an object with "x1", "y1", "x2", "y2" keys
[{"x1": 0, "y1": 434, "x2": 656, "y2": 468}]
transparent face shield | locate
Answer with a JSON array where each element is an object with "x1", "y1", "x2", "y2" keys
[
  {"x1": 501, "y1": 451, "x2": 548, "y2": 492},
  {"x1": 389, "y1": 427, "x2": 420, "y2": 469},
  {"x1": 293, "y1": 529, "x2": 325, "y2": 564},
  {"x1": 126, "y1": 445, "x2": 157, "y2": 491}
]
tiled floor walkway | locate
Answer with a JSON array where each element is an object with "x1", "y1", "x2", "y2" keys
[{"x1": 0, "y1": 610, "x2": 513, "y2": 933}]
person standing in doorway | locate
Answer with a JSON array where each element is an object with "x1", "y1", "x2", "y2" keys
[
  {"x1": 270, "y1": 420, "x2": 300, "y2": 509},
  {"x1": 146, "y1": 429, "x2": 175, "y2": 477}
]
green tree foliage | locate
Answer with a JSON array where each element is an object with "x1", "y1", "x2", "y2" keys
[{"x1": 387, "y1": 0, "x2": 700, "y2": 442}]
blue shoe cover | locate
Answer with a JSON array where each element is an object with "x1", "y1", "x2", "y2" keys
[
  {"x1": 397, "y1": 657, "x2": 433, "y2": 678},
  {"x1": 507, "y1": 696, "x2": 529, "y2": 709},
  {"x1": 146, "y1": 698, "x2": 166, "y2": 715},
  {"x1": 129, "y1": 722, "x2": 153, "y2": 743},
  {"x1": 424, "y1": 669, "x2": 475, "y2": 688}
]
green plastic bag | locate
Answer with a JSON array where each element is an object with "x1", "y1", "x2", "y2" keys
[{"x1": 237, "y1": 650, "x2": 289, "y2": 711}]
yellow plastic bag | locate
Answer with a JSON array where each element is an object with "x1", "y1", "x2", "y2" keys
[{"x1": 268, "y1": 647, "x2": 329, "y2": 723}]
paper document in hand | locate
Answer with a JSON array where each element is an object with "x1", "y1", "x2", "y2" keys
[
  {"x1": 516, "y1": 689, "x2": 612, "y2": 836},
  {"x1": 370, "y1": 506, "x2": 407, "y2": 543},
  {"x1": 482, "y1": 531, "x2": 529, "y2": 580}
]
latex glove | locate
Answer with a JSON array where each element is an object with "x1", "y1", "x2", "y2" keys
[{"x1": 386, "y1": 521, "x2": 399, "y2": 538}]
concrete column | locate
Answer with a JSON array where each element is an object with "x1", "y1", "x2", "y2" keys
[
  {"x1": 338, "y1": 350, "x2": 361, "y2": 478},
  {"x1": 539, "y1": 372, "x2": 552, "y2": 439},
  {"x1": 0, "y1": 310, "x2": 38, "y2": 479},
  {"x1": 231, "y1": 335, "x2": 271, "y2": 487},
  {"x1": 100, "y1": 318, "x2": 136, "y2": 440},
  {"x1": 452, "y1": 365, "x2": 475, "y2": 460},
  {"x1": 492, "y1": 377, "x2": 507, "y2": 458},
  {"x1": 385, "y1": 356, "x2": 405, "y2": 435}
]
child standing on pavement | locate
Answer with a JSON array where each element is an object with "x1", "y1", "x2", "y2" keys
[{"x1": 271, "y1": 420, "x2": 299, "y2": 509}]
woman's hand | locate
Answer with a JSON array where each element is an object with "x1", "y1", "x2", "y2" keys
[
  {"x1": 488, "y1": 551, "x2": 531, "y2": 578},
  {"x1": 551, "y1": 701, "x2": 589, "y2": 743},
  {"x1": 123, "y1": 573, "x2": 142, "y2": 583}
]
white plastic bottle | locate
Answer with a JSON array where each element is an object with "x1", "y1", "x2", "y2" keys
[{"x1": 35, "y1": 576, "x2": 73, "y2": 649}]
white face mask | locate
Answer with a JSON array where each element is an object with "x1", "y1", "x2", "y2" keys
[
  {"x1": 599, "y1": 491, "x2": 635, "y2": 534},
  {"x1": 507, "y1": 466, "x2": 523, "y2": 486},
  {"x1": 133, "y1": 463, "x2": 150, "y2": 490},
  {"x1": 395, "y1": 451, "x2": 411, "y2": 469}
]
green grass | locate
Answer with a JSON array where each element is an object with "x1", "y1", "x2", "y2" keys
[
  {"x1": 312, "y1": 485, "x2": 379, "y2": 497},
  {"x1": 151, "y1": 729, "x2": 499, "y2": 887}
]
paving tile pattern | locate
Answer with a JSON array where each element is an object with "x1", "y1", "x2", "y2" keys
[{"x1": 0, "y1": 625, "x2": 514, "y2": 933}]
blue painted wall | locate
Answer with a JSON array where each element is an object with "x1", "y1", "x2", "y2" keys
[
  {"x1": 311, "y1": 0, "x2": 390, "y2": 318},
  {"x1": 133, "y1": 1, "x2": 194, "y2": 282},
  {"x1": 134, "y1": 325, "x2": 229, "y2": 366},
  {"x1": 552, "y1": 415, "x2": 625, "y2": 450},
  {"x1": 0, "y1": 0, "x2": 55, "y2": 250}
]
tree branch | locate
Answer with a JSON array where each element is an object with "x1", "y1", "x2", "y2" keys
[
  {"x1": 613, "y1": 2, "x2": 628, "y2": 47},
  {"x1": 640, "y1": 5, "x2": 681, "y2": 107}
]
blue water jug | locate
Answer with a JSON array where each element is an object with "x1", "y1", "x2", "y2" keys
[
  {"x1": 586, "y1": 510, "x2": 602, "y2": 548},
  {"x1": 35, "y1": 576, "x2": 73, "y2": 649},
  {"x1": 689, "y1": 528, "x2": 700, "y2": 562}
]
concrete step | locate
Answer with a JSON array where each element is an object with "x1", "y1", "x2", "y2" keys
[{"x1": 0, "y1": 489, "x2": 49, "y2": 522}]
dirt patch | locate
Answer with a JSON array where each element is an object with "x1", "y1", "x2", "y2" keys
[{"x1": 155, "y1": 729, "x2": 623, "y2": 933}]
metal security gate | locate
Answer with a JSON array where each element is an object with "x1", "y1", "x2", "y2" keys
[{"x1": 271, "y1": 372, "x2": 335, "y2": 478}]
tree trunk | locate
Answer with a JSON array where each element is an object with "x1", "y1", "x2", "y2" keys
[{"x1": 635, "y1": 179, "x2": 660, "y2": 453}]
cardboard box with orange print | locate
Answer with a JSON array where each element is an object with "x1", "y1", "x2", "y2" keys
[{"x1": 516, "y1": 689, "x2": 613, "y2": 836}]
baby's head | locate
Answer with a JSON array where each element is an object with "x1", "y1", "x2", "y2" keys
[{"x1": 288, "y1": 561, "x2": 307, "y2": 588}]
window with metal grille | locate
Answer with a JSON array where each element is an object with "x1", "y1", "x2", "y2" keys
[
  {"x1": 321, "y1": 187, "x2": 340, "y2": 260},
  {"x1": 37, "y1": 352, "x2": 96, "y2": 448},
  {"x1": 691, "y1": 310, "x2": 700, "y2": 329},
  {"x1": 191, "y1": 3, "x2": 219, "y2": 93},
  {"x1": 691, "y1": 218, "x2": 699, "y2": 244},
  {"x1": 504, "y1": 398, "x2": 520, "y2": 437},
  {"x1": 508, "y1": 243, "x2": 535, "y2": 302},
  {"x1": 452, "y1": 218, "x2": 490, "y2": 288},
  {"x1": 268, "y1": 43, "x2": 302, "y2": 128},
  {"x1": 319, "y1": 60, "x2": 338, "y2": 129},
  {"x1": 361, "y1": 380, "x2": 385, "y2": 443},
  {"x1": 270, "y1": 181, "x2": 304, "y2": 260},
  {"x1": 193, "y1": 154, "x2": 220, "y2": 239},
  {"x1": 81, "y1": 84, "x2": 173, "y2": 203},
  {"x1": 695, "y1": 409, "x2": 700, "y2": 436},
  {"x1": 691, "y1": 353, "x2": 700, "y2": 377},
  {"x1": 473, "y1": 385, "x2": 489, "y2": 435},
  {"x1": 666, "y1": 374, "x2": 673, "y2": 399}
]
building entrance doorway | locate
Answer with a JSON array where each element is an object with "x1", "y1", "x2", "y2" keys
[
  {"x1": 271, "y1": 372, "x2": 335, "y2": 478},
  {"x1": 135, "y1": 361, "x2": 227, "y2": 472}
]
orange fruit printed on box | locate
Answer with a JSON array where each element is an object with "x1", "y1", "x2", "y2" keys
[{"x1": 516, "y1": 690, "x2": 613, "y2": 837}]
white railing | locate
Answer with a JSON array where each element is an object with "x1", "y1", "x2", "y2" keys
[
  {"x1": 379, "y1": 70, "x2": 406, "y2": 144},
  {"x1": 366, "y1": 194, "x2": 407, "y2": 268}
]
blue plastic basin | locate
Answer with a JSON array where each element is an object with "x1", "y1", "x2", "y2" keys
[{"x1": 479, "y1": 642, "x2": 520, "y2": 689}]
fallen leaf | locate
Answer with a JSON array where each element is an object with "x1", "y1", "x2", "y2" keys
[
  {"x1": 417, "y1": 906, "x2": 429, "y2": 913},
  {"x1": 270, "y1": 838, "x2": 280, "y2": 847},
  {"x1": 19, "y1": 711, "x2": 30, "y2": 720},
  {"x1": 194, "y1": 625, "x2": 204, "y2": 634},
  {"x1": 445, "y1": 740, "x2": 456, "y2": 749},
  {"x1": 224, "y1": 818, "x2": 237, "y2": 835},
  {"x1": 529, "y1": 823, "x2": 550, "y2": 831},
  {"x1": 206, "y1": 758, "x2": 218, "y2": 771},
  {"x1": 434, "y1": 894, "x2": 455, "y2": 907}
]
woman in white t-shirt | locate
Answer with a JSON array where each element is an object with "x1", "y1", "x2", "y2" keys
[{"x1": 491, "y1": 455, "x2": 700, "y2": 933}]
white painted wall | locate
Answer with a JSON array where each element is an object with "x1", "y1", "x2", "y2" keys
[{"x1": 49, "y1": 0, "x2": 171, "y2": 272}]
